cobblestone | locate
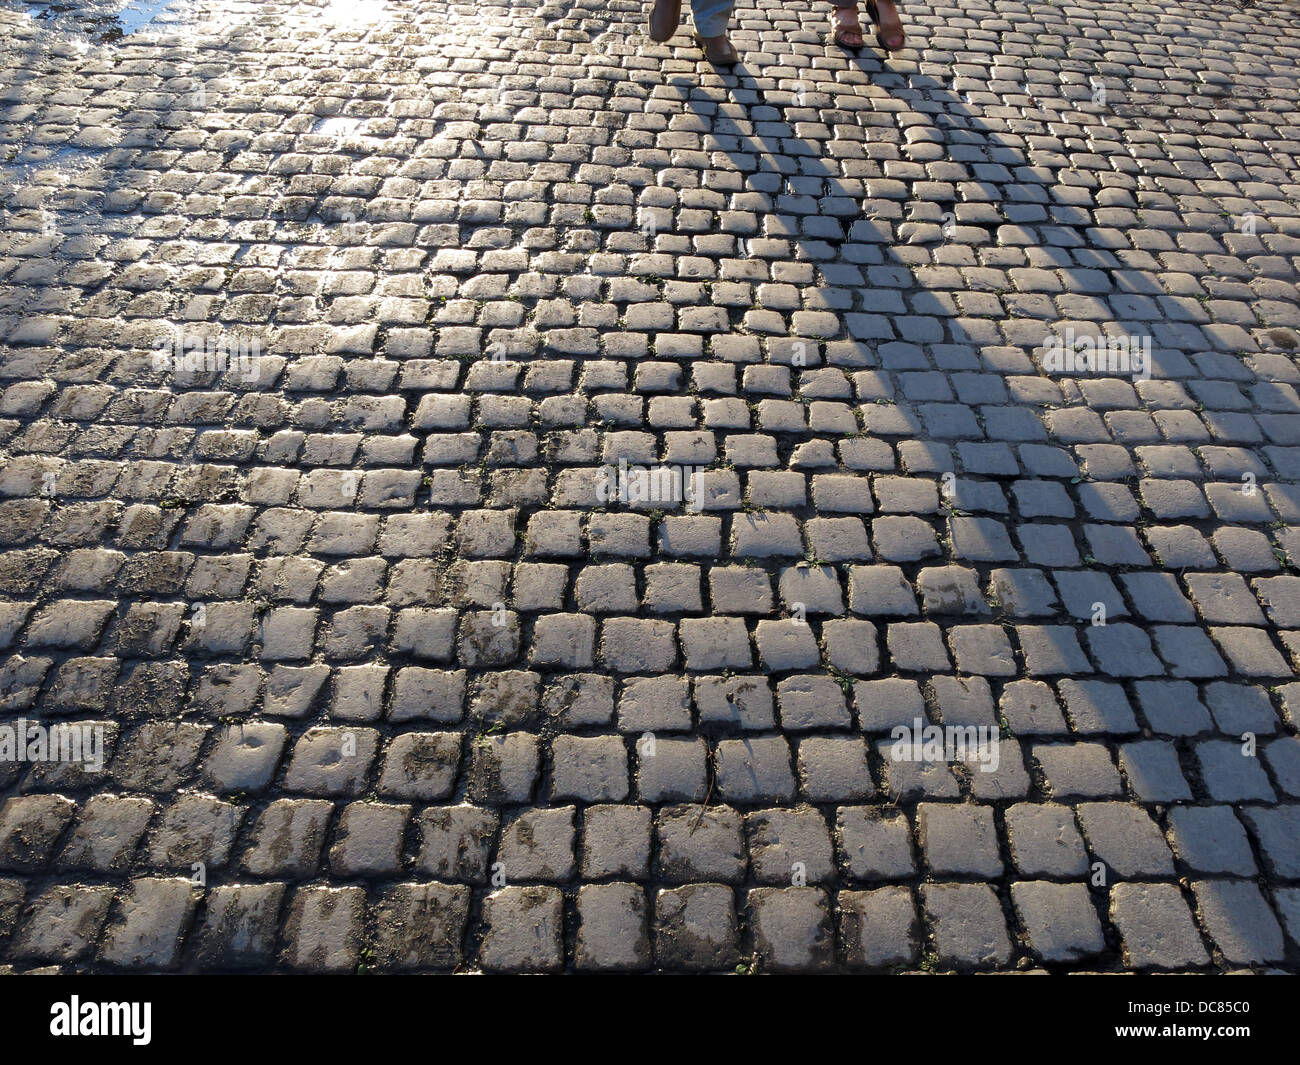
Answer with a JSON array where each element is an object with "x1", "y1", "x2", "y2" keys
[
  {"x1": 1110, "y1": 883, "x2": 1210, "y2": 970},
  {"x1": 921, "y1": 884, "x2": 1013, "y2": 971},
  {"x1": 1, "y1": 0, "x2": 1298, "y2": 976},
  {"x1": 838, "y1": 887, "x2": 917, "y2": 970},
  {"x1": 1011, "y1": 882, "x2": 1105, "y2": 964},
  {"x1": 480, "y1": 885, "x2": 563, "y2": 973}
]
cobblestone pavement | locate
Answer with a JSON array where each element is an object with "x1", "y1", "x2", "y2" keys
[{"x1": 0, "y1": 0, "x2": 1298, "y2": 975}]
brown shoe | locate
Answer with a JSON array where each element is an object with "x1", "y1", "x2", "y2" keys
[
  {"x1": 697, "y1": 33, "x2": 739, "y2": 65},
  {"x1": 648, "y1": 0, "x2": 682, "y2": 42}
]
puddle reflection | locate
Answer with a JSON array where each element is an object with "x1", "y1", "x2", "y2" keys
[{"x1": 21, "y1": 0, "x2": 190, "y2": 42}]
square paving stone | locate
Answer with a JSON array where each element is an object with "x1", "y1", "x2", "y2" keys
[
  {"x1": 468, "y1": 732, "x2": 540, "y2": 804},
  {"x1": 967, "y1": 738, "x2": 1032, "y2": 801},
  {"x1": 1203, "y1": 681, "x2": 1280, "y2": 735},
  {"x1": 1011, "y1": 881, "x2": 1105, "y2": 963},
  {"x1": 748, "y1": 887, "x2": 834, "y2": 972},
  {"x1": 654, "y1": 884, "x2": 740, "y2": 971},
  {"x1": 544, "y1": 674, "x2": 615, "y2": 728},
  {"x1": 929, "y1": 674, "x2": 997, "y2": 727},
  {"x1": 679, "y1": 617, "x2": 753, "y2": 670},
  {"x1": 835, "y1": 807, "x2": 916, "y2": 880},
  {"x1": 617, "y1": 675, "x2": 692, "y2": 732},
  {"x1": 1075, "y1": 803, "x2": 1175, "y2": 879},
  {"x1": 281, "y1": 886, "x2": 365, "y2": 973},
  {"x1": 746, "y1": 807, "x2": 836, "y2": 884},
  {"x1": 195, "y1": 883, "x2": 286, "y2": 970},
  {"x1": 99, "y1": 877, "x2": 198, "y2": 970},
  {"x1": 636, "y1": 735, "x2": 707, "y2": 803},
  {"x1": 875, "y1": 739, "x2": 963, "y2": 801},
  {"x1": 1015, "y1": 625, "x2": 1093, "y2": 676},
  {"x1": 1109, "y1": 883, "x2": 1209, "y2": 970},
  {"x1": 13, "y1": 884, "x2": 116, "y2": 963},
  {"x1": 328, "y1": 802, "x2": 410, "y2": 877},
  {"x1": 148, "y1": 795, "x2": 245, "y2": 871},
  {"x1": 854, "y1": 678, "x2": 926, "y2": 732},
  {"x1": 999, "y1": 680, "x2": 1069, "y2": 735},
  {"x1": 1132, "y1": 680, "x2": 1213, "y2": 735},
  {"x1": 376, "y1": 732, "x2": 462, "y2": 801},
  {"x1": 694, "y1": 674, "x2": 776, "y2": 730},
  {"x1": 715, "y1": 736, "x2": 796, "y2": 803},
  {"x1": 582, "y1": 805, "x2": 651, "y2": 880},
  {"x1": 822, "y1": 618, "x2": 881, "y2": 674},
  {"x1": 776, "y1": 674, "x2": 852, "y2": 730},
  {"x1": 1117, "y1": 741, "x2": 1192, "y2": 802},
  {"x1": 754, "y1": 619, "x2": 822, "y2": 671},
  {"x1": 1191, "y1": 879, "x2": 1285, "y2": 965},
  {"x1": 838, "y1": 887, "x2": 918, "y2": 969},
  {"x1": 0, "y1": 794, "x2": 76, "y2": 873},
  {"x1": 1005, "y1": 803, "x2": 1088, "y2": 877},
  {"x1": 1057, "y1": 679, "x2": 1139, "y2": 734},
  {"x1": 1033, "y1": 743, "x2": 1124, "y2": 799},
  {"x1": 886, "y1": 621, "x2": 953, "y2": 671},
  {"x1": 480, "y1": 886, "x2": 564, "y2": 973},
  {"x1": 656, "y1": 804, "x2": 746, "y2": 884},
  {"x1": 495, "y1": 807, "x2": 575, "y2": 883},
  {"x1": 283, "y1": 727, "x2": 379, "y2": 796},
  {"x1": 848, "y1": 565, "x2": 920, "y2": 615},
  {"x1": 415, "y1": 805, "x2": 499, "y2": 883},
  {"x1": 1166, "y1": 806, "x2": 1257, "y2": 876},
  {"x1": 111, "y1": 721, "x2": 207, "y2": 794},
  {"x1": 1241, "y1": 806, "x2": 1300, "y2": 878},
  {"x1": 920, "y1": 884, "x2": 1013, "y2": 970},
  {"x1": 1195, "y1": 739, "x2": 1275, "y2": 802},
  {"x1": 947, "y1": 624, "x2": 1017, "y2": 675},
  {"x1": 796, "y1": 736, "x2": 874, "y2": 802},
  {"x1": 201, "y1": 722, "x2": 289, "y2": 794},
  {"x1": 240, "y1": 799, "x2": 332, "y2": 879},
  {"x1": 576, "y1": 883, "x2": 650, "y2": 972},
  {"x1": 917, "y1": 803, "x2": 1003, "y2": 878},
  {"x1": 552, "y1": 734, "x2": 628, "y2": 802}
]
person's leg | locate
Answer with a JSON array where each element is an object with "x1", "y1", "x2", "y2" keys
[
  {"x1": 689, "y1": 0, "x2": 737, "y2": 62},
  {"x1": 689, "y1": 0, "x2": 732, "y2": 40}
]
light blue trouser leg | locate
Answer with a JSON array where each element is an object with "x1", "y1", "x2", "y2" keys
[{"x1": 690, "y1": 0, "x2": 733, "y2": 37}]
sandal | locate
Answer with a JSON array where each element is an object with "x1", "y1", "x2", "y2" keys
[
  {"x1": 830, "y1": 5, "x2": 864, "y2": 49},
  {"x1": 864, "y1": 0, "x2": 905, "y2": 52},
  {"x1": 696, "y1": 32, "x2": 739, "y2": 65}
]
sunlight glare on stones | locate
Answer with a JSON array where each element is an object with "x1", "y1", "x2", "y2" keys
[{"x1": 317, "y1": 0, "x2": 390, "y2": 26}]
